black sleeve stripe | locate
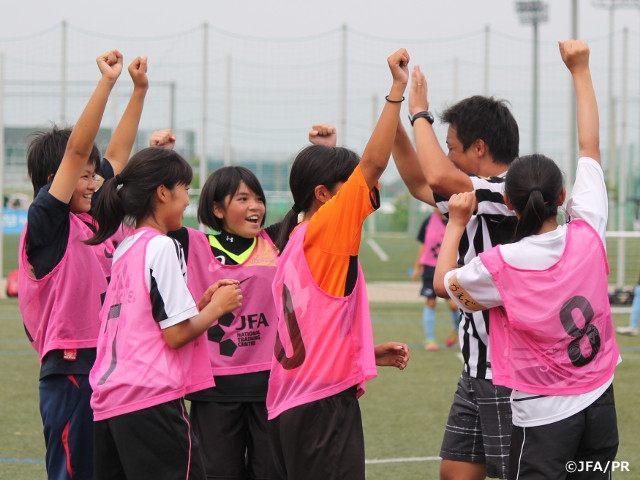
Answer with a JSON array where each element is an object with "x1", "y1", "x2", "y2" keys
[
  {"x1": 149, "y1": 268, "x2": 169, "y2": 323},
  {"x1": 167, "y1": 227, "x2": 190, "y2": 263}
]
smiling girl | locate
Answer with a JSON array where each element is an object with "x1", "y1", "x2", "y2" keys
[
  {"x1": 86, "y1": 148, "x2": 243, "y2": 479},
  {"x1": 168, "y1": 165, "x2": 281, "y2": 479}
]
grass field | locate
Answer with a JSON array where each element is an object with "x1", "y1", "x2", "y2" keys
[
  {"x1": 1, "y1": 299, "x2": 639, "y2": 479},
  {"x1": 1, "y1": 233, "x2": 640, "y2": 478}
]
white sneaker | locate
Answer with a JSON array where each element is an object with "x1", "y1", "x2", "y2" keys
[{"x1": 615, "y1": 326, "x2": 639, "y2": 336}]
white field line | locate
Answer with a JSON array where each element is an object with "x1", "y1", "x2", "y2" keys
[
  {"x1": 366, "y1": 238, "x2": 389, "y2": 262},
  {"x1": 366, "y1": 456, "x2": 441, "y2": 464}
]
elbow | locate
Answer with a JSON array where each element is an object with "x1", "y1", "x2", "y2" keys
[
  {"x1": 165, "y1": 338, "x2": 187, "y2": 350},
  {"x1": 434, "y1": 283, "x2": 449, "y2": 299},
  {"x1": 162, "y1": 328, "x2": 190, "y2": 349},
  {"x1": 427, "y1": 174, "x2": 448, "y2": 196},
  {"x1": 433, "y1": 274, "x2": 448, "y2": 298}
]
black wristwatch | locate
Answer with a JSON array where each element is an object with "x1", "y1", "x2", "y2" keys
[{"x1": 409, "y1": 111, "x2": 434, "y2": 126}]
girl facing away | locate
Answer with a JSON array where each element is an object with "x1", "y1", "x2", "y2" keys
[
  {"x1": 168, "y1": 164, "x2": 281, "y2": 479},
  {"x1": 266, "y1": 48, "x2": 411, "y2": 480},
  {"x1": 86, "y1": 147, "x2": 243, "y2": 480},
  {"x1": 434, "y1": 40, "x2": 619, "y2": 480}
]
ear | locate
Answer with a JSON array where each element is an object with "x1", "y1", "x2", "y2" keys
[
  {"x1": 558, "y1": 187, "x2": 567, "y2": 206},
  {"x1": 155, "y1": 184, "x2": 169, "y2": 204},
  {"x1": 473, "y1": 139, "x2": 487, "y2": 158},
  {"x1": 503, "y1": 192, "x2": 515, "y2": 211},
  {"x1": 212, "y1": 202, "x2": 225, "y2": 220},
  {"x1": 314, "y1": 185, "x2": 332, "y2": 204}
]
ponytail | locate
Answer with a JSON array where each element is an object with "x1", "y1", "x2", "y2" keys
[
  {"x1": 505, "y1": 154, "x2": 563, "y2": 242},
  {"x1": 86, "y1": 175, "x2": 126, "y2": 245},
  {"x1": 275, "y1": 208, "x2": 301, "y2": 252},
  {"x1": 86, "y1": 147, "x2": 193, "y2": 246}
]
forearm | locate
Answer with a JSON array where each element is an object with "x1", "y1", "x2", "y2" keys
[
  {"x1": 67, "y1": 78, "x2": 116, "y2": 158},
  {"x1": 392, "y1": 121, "x2": 435, "y2": 205},
  {"x1": 360, "y1": 81, "x2": 406, "y2": 189},
  {"x1": 163, "y1": 301, "x2": 226, "y2": 349},
  {"x1": 573, "y1": 67, "x2": 600, "y2": 163},
  {"x1": 413, "y1": 121, "x2": 470, "y2": 198},
  {"x1": 434, "y1": 222, "x2": 465, "y2": 298},
  {"x1": 105, "y1": 86, "x2": 149, "y2": 174}
]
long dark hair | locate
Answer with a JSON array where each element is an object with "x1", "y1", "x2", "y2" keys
[
  {"x1": 197, "y1": 166, "x2": 266, "y2": 232},
  {"x1": 86, "y1": 147, "x2": 193, "y2": 245},
  {"x1": 505, "y1": 154, "x2": 563, "y2": 242},
  {"x1": 275, "y1": 145, "x2": 359, "y2": 252}
]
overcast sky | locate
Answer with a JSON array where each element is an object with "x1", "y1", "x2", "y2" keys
[{"x1": 1, "y1": 1, "x2": 638, "y2": 44}]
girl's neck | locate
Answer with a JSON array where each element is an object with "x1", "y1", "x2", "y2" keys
[
  {"x1": 215, "y1": 229, "x2": 255, "y2": 255},
  {"x1": 536, "y1": 217, "x2": 559, "y2": 235}
]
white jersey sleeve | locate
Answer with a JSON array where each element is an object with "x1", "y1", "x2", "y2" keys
[
  {"x1": 145, "y1": 235, "x2": 199, "y2": 330},
  {"x1": 444, "y1": 257, "x2": 503, "y2": 312},
  {"x1": 566, "y1": 156, "x2": 608, "y2": 242}
]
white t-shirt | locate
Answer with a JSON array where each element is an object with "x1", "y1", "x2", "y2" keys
[
  {"x1": 444, "y1": 157, "x2": 617, "y2": 427},
  {"x1": 114, "y1": 231, "x2": 199, "y2": 330}
]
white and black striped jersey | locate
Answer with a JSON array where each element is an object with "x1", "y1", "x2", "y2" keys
[{"x1": 435, "y1": 173, "x2": 517, "y2": 379}]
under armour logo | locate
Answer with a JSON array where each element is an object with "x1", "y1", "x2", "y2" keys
[{"x1": 226, "y1": 236, "x2": 234, "y2": 242}]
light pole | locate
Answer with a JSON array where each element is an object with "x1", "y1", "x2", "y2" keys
[
  {"x1": 515, "y1": 1, "x2": 549, "y2": 154},
  {"x1": 592, "y1": 0, "x2": 640, "y2": 229}
]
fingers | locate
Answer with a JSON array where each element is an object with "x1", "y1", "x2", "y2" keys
[
  {"x1": 310, "y1": 124, "x2": 336, "y2": 137},
  {"x1": 388, "y1": 48, "x2": 410, "y2": 84},
  {"x1": 558, "y1": 40, "x2": 590, "y2": 70},
  {"x1": 309, "y1": 124, "x2": 337, "y2": 147},
  {"x1": 97, "y1": 49, "x2": 122, "y2": 66},
  {"x1": 409, "y1": 65, "x2": 429, "y2": 114},
  {"x1": 395, "y1": 344, "x2": 410, "y2": 370},
  {"x1": 150, "y1": 129, "x2": 177, "y2": 149},
  {"x1": 96, "y1": 49, "x2": 123, "y2": 81}
]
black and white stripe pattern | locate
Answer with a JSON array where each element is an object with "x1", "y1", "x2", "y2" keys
[{"x1": 436, "y1": 174, "x2": 517, "y2": 379}]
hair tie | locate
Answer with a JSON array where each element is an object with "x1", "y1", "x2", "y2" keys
[
  {"x1": 529, "y1": 187, "x2": 542, "y2": 194},
  {"x1": 291, "y1": 204, "x2": 302, "y2": 214},
  {"x1": 115, "y1": 174, "x2": 124, "y2": 191}
]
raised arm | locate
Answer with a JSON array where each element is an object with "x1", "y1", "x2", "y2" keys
[
  {"x1": 392, "y1": 120, "x2": 435, "y2": 206},
  {"x1": 49, "y1": 50, "x2": 122, "y2": 203},
  {"x1": 433, "y1": 191, "x2": 481, "y2": 307},
  {"x1": 409, "y1": 66, "x2": 472, "y2": 197},
  {"x1": 359, "y1": 48, "x2": 410, "y2": 190},
  {"x1": 559, "y1": 40, "x2": 600, "y2": 164},
  {"x1": 104, "y1": 56, "x2": 149, "y2": 174}
]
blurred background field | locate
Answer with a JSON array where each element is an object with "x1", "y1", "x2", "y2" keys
[{"x1": 2, "y1": 233, "x2": 639, "y2": 479}]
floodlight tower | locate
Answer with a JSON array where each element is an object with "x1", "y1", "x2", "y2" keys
[
  {"x1": 515, "y1": 1, "x2": 549, "y2": 154},
  {"x1": 592, "y1": 0, "x2": 640, "y2": 228}
]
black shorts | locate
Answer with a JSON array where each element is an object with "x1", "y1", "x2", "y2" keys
[
  {"x1": 440, "y1": 371, "x2": 512, "y2": 479},
  {"x1": 190, "y1": 400, "x2": 272, "y2": 479},
  {"x1": 508, "y1": 384, "x2": 618, "y2": 480},
  {"x1": 93, "y1": 399, "x2": 206, "y2": 480},
  {"x1": 269, "y1": 386, "x2": 364, "y2": 480},
  {"x1": 420, "y1": 265, "x2": 437, "y2": 299}
]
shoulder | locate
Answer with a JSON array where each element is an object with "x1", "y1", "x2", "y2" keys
[
  {"x1": 148, "y1": 234, "x2": 183, "y2": 259},
  {"x1": 264, "y1": 222, "x2": 282, "y2": 244},
  {"x1": 26, "y1": 187, "x2": 71, "y2": 248}
]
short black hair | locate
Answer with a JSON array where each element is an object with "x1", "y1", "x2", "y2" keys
[
  {"x1": 441, "y1": 96, "x2": 519, "y2": 165},
  {"x1": 198, "y1": 166, "x2": 267, "y2": 232}
]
